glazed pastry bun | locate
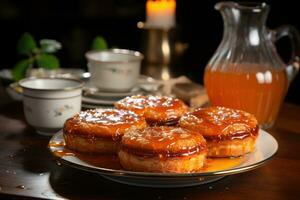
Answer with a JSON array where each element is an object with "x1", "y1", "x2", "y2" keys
[
  {"x1": 179, "y1": 106, "x2": 259, "y2": 157},
  {"x1": 63, "y1": 108, "x2": 147, "y2": 154},
  {"x1": 115, "y1": 95, "x2": 188, "y2": 126},
  {"x1": 119, "y1": 126, "x2": 207, "y2": 173}
]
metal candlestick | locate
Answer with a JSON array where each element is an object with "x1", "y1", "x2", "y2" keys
[{"x1": 138, "y1": 22, "x2": 187, "y2": 80}]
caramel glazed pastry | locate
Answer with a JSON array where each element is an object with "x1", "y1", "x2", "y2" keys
[
  {"x1": 179, "y1": 106, "x2": 259, "y2": 157},
  {"x1": 119, "y1": 126, "x2": 207, "y2": 173},
  {"x1": 115, "y1": 95, "x2": 188, "y2": 126},
  {"x1": 63, "y1": 109, "x2": 147, "y2": 154}
]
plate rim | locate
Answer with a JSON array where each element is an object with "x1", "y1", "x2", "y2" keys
[
  {"x1": 49, "y1": 129, "x2": 278, "y2": 178},
  {"x1": 81, "y1": 96, "x2": 116, "y2": 105}
]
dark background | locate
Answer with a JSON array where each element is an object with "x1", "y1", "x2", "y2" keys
[{"x1": 0, "y1": 0, "x2": 299, "y2": 104}]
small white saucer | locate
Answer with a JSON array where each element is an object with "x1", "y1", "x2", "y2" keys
[
  {"x1": 83, "y1": 85, "x2": 141, "y2": 99},
  {"x1": 82, "y1": 75, "x2": 162, "y2": 107},
  {"x1": 83, "y1": 75, "x2": 162, "y2": 99},
  {"x1": 7, "y1": 82, "x2": 23, "y2": 101}
]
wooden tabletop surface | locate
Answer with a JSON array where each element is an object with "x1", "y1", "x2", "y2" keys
[{"x1": 0, "y1": 86, "x2": 299, "y2": 200}]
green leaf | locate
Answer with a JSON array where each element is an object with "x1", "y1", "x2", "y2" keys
[
  {"x1": 36, "y1": 54, "x2": 60, "y2": 69},
  {"x1": 17, "y1": 32, "x2": 37, "y2": 56},
  {"x1": 91, "y1": 36, "x2": 108, "y2": 50},
  {"x1": 12, "y1": 59, "x2": 30, "y2": 81},
  {"x1": 40, "y1": 39, "x2": 62, "y2": 53}
]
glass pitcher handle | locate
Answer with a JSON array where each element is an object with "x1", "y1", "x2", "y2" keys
[{"x1": 271, "y1": 25, "x2": 300, "y2": 82}]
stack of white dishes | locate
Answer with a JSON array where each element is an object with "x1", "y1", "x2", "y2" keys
[{"x1": 82, "y1": 75, "x2": 162, "y2": 109}]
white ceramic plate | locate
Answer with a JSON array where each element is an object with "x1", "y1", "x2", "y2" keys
[{"x1": 49, "y1": 129, "x2": 278, "y2": 188}]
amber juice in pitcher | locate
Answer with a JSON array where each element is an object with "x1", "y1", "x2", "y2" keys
[
  {"x1": 204, "y1": 2, "x2": 300, "y2": 129},
  {"x1": 204, "y1": 64, "x2": 288, "y2": 126}
]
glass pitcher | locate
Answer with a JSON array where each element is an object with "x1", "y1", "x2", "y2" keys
[{"x1": 204, "y1": 2, "x2": 300, "y2": 129}]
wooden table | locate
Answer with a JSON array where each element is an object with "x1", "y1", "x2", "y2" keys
[{"x1": 0, "y1": 86, "x2": 300, "y2": 200}]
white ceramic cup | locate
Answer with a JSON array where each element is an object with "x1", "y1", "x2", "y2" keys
[
  {"x1": 85, "y1": 49, "x2": 144, "y2": 91},
  {"x1": 19, "y1": 77, "x2": 83, "y2": 136}
]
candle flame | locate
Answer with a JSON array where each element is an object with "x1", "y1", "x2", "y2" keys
[
  {"x1": 147, "y1": 0, "x2": 176, "y2": 11},
  {"x1": 146, "y1": 0, "x2": 176, "y2": 29}
]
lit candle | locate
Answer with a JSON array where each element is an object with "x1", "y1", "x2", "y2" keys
[{"x1": 146, "y1": 0, "x2": 176, "y2": 29}]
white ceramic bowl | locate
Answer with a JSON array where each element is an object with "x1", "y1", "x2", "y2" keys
[
  {"x1": 85, "y1": 49, "x2": 144, "y2": 92},
  {"x1": 19, "y1": 77, "x2": 83, "y2": 136}
]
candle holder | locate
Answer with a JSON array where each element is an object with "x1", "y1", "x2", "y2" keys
[{"x1": 138, "y1": 22, "x2": 187, "y2": 80}]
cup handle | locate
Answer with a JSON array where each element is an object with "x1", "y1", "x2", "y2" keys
[{"x1": 271, "y1": 25, "x2": 300, "y2": 83}]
